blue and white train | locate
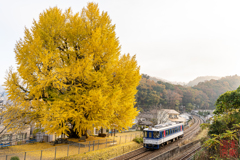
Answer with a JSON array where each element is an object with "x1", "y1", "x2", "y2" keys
[{"x1": 143, "y1": 123, "x2": 184, "y2": 149}]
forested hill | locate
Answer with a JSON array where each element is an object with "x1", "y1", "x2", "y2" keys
[
  {"x1": 149, "y1": 76, "x2": 186, "y2": 85},
  {"x1": 187, "y1": 76, "x2": 220, "y2": 86},
  {"x1": 136, "y1": 74, "x2": 240, "y2": 112},
  {"x1": 193, "y1": 75, "x2": 240, "y2": 107}
]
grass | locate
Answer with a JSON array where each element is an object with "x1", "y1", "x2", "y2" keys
[
  {"x1": 178, "y1": 128, "x2": 208, "y2": 147},
  {"x1": 0, "y1": 142, "x2": 65, "y2": 155},
  {"x1": 194, "y1": 129, "x2": 208, "y2": 141},
  {"x1": 68, "y1": 136, "x2": 106, "y2": 143},
  {"x1": 57, "y1": 141, "x2": 142, "y2": 160}
]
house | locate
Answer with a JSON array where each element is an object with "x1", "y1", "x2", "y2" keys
[
  {"x1": 180, "y1": 113, "x2": 193, "y2": 121},
  {"x1": 137, "y1": 119, "x2": 153, "y2": 130},
  {"x1": 0, "y1": 94, "x2": 30, "y2": 145},
  {"x1": 136, "y1": 109, "x2": 187, "y2": 126},
  {"x1": 160, "y1": 109, "x2": 187, "y2": 125},
  {"x1": 205, "y1": 114, "x2": 213, "y2": 120}
]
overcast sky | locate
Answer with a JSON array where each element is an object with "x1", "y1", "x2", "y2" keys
[{"x1": 1, "y1": 0, "x2": 240, "y2": 86}]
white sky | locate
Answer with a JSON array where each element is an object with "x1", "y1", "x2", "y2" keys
[{"x1": 1, "y1": 0, "x2": 240, "y2": 85}]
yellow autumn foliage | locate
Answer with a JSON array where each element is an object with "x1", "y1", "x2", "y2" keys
[{"x1": 3, "y1": 2, "x2": 141, "y2": 136}]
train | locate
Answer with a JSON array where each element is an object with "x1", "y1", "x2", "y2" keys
[{"x1": 143, "y1": 122, "x2": 184, "y2": 149}]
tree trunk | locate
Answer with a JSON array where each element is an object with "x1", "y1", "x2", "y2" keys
[
  {"x1": 67, "y1": 127, "x2": 80, "y2": 138},
  {"x1": 82, "y1": 129, "x2": 89, "y2": 138}
]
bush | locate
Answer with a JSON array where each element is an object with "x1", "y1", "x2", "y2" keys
[
  {"x1": 133, "y1": 137, "x2": 143, "y2": 144},
  {"x1": 17, "y1": 141, "x2": 22, "y2": 145},
  {"x1": 10, "y1": 156, "x2": 20, "y2": 160}
]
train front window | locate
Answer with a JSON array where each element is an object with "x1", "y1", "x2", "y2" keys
[
  {"x1": 144, "y1": 131, "x2": 147, "y2": 138},
  {"x1": 153, "y1": 131, "x2": 160, "y2": 138},
  {"x1": 149, "y1": 132, "x2": 152, "y2": 138}
]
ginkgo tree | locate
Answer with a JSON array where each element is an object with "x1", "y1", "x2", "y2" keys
[{"x1": 3, "y1": 2, "x2": 141, "y2": 138}]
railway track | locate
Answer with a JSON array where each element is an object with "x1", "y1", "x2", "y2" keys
[
  {"x1": 112, "y1": 115, "x2": 203, "y2": 160},
  {"x1": 178, "y1": 146, "x2": 201, "y2": 160}
]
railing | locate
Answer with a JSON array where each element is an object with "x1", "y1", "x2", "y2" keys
[{"x1": 0, "y1": 132, "x2": 143, "y2": 160}]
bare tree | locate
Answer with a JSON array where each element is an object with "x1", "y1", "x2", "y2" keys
[
  {"x1": 0, "y1": 99, "x2": 31, "y2": 137},
  {"x1": 150, "y1": 108, "x2": 168, "y2": 125}
]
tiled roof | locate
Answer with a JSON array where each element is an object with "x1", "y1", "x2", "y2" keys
[
  {"x1": 161, "y1": 109, "x2": 179, "y2": 115},
  {"x1": 169, "y1": 116, "x2": 186, "y2": 122}
]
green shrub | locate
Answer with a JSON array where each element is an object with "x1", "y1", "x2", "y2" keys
[
  {"x1": 17, "y1": 141, "x2": 22, "y2": 145},
  {"x1": 133, "y1": 137, "x2": 143, "y2": 144},
  {"x1": 10, "y1": 156, "x2": 20, "y2": 160}
]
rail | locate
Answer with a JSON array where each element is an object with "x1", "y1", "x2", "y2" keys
[{"x1": 112, "y1": 115, "x2": 203, "y2": 160}]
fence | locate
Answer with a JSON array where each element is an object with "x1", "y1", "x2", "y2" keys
[
  {"x1": 0, "y1": 135, "x2": 36, "y2": 148},
  {"x1": 0, "y1": 132, "x2": 143, "y2": 160}
]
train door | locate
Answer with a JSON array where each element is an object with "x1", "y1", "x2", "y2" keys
[{"x1": 162, "y1": 130, "x2": 165, "y2": 144}]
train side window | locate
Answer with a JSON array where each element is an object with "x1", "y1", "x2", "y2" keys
[
  {"x1": 149, "y1": 132, "x2": 152, "y2": 138},
  {"x1": 166, "y1": 130, "x2": 168, "y2": 136},
  {"x1": 153, "y1": 131, "x2": 160, "y2": 138}
]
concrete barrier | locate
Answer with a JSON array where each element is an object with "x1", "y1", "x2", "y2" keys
[{"x1": 150, "y1": 140, "x2": 200, "y2": 160}]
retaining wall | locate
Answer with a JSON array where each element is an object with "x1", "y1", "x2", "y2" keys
[{"x1": 150, "y1": 140, "x2": 200, "y2": 160}]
